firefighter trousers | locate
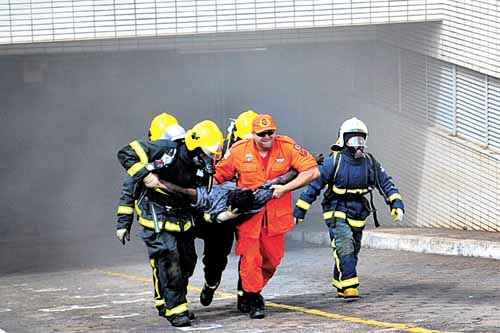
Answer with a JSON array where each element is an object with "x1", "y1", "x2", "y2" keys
[
  {"x1": 140, "y1": 227, "x2": 197, "y2": 317},
  {"x1": 196, "y1": 222, "x2": 235, "y2": 286},
  {"x1": 327, "y1": 218, "x2": 363, "y2": 291}
]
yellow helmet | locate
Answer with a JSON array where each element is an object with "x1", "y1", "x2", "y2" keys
[
  {"x1": 233, "y1": 109, "x2": 258, "y2": 140},
  {"x1": 185, "y1": 120, "x2": 224, "y2": 158},
  {"x1": 149, "y1": 113, "x2": 179, "y2": 141}
]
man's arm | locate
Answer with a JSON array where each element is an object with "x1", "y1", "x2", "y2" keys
[
  {"x1": 370, "y1": 156, "x2": 405, "y2": 222},
  {"x1": 261, "y1": 169, "x2": 298, "y2": 188},
  {"x1": 214, "y1": 146, "x2": 237, "y2": 184},
  {"x1": 115, "y1": 176, "x2": 136, "y2": 245},
  {"x1": 271, "y1": 166, "x2": 320, "y2": 199},
  {"x1": 117, "y1": 140, "x2": 152, "y2": 182},
  {"x1": 157, "y1": 180, "x2": 197, "y2": 202},
  {"x1": 270, "y1": 140, "x2": 319, "y2": 198}
]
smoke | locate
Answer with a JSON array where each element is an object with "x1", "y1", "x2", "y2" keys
[{"x1": 0, "y1": 40, "x2": 413, "y2": 274}]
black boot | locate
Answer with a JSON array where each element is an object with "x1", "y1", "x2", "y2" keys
[
  {"x1": 167, "y1": 312, "x2": 191, "y2": 327},
  {"x1": 237, "y1": 276, "x2": 251, "y2": 313},
  {"x1": 249, "y1": 293, "x2": 266, "y2": 319},
  {"x1": 237, "y1": 290, "x2": 251, "y2": 313},
  {"x1": 158, "y1": 305, "x2": 166, "y2": 317},
  {"x1": 159, "y1": 307, "x2": 195, "y2": 321},
  {"x1": 200, "y1": 281, "x2": 218, "y2": 306}
]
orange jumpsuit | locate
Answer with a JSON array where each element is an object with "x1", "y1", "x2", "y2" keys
[{"x1": 215, "y1": 135, "x2": 317, "y2": 293}]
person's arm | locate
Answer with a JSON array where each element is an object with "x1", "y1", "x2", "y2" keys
[
  {"x1": 371, "y1": 156, "x2": 405, "y2": 222},
  {"x1": 115, "y1": 176, "x2": 136, "y2": 245},
  {"x1": 271, "y1": 167, "x2": 319, "y2": 199},
  {"x1": 271, "y1": 142, "x2": 320, "y2": 199},
  {"x1": 265, "y1": 152, "x2": 323, "y2": 189},
  {"x1": 117, "y1": 140, "x2": 152, "y2": 182},
  {"x1": 293, "y1": 156, "x2": 336, "y2": 223},
  {"x1": 157, "y1": 180, "x2": 197, "y2": 202},
  {"x1": 262, "y1": 169, "x2": 298, "y2": 188},
  {"x1": 118, "y1": 139, "x2": 177, "y2": 188},
  {"x1": 214, "y1": 147, "x2": 237, "y2": 184}
]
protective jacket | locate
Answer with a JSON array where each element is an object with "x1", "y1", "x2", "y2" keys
[
  {"x1": 116, "y1": 176, "x2": 136, "y2": 230},
  {"x1": 117, "y1": 139, "x2": 207, "y2": 232},
  {"x1": 215, "y1": 135, "x2": 317, "y2": 238},
  {"x1": 296, "y1": 150, "x2": 404, "y2": 227}
]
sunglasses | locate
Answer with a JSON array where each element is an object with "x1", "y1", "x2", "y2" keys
[{"x1": 256, "y1": 130, "x2": 275, "y2": 137}]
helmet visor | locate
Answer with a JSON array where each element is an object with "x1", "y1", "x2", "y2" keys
[{"x1": 345, "y1": 135, "x2": 366, "y2": 148}]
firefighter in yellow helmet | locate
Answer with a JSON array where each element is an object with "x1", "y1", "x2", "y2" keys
[
  {"x1": 115, "y1": 113, "x2": 185, "y2": 229},
  {"x1": 116, "y1": 118, "x2": 223, "y2": 327},
  {"x1": 116, "y1": 112, "x2": 185, "y2": 244},
  {"x1": 223, "y1": 109, "x2": 259, "y2": 155},
  {"x1": 149, "y1": 113, "x2": 178, "y2": 141},
  {"x1": 115, "y1": 113, "x2": 190, "y2": 322},
  {"x1": 192, "y1": 110, "x2": 259, "y2": 307}
]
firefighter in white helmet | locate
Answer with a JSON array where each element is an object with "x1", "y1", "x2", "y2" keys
[{"x1": 294, "y1": 117, "x2": 405, "y2": 300}]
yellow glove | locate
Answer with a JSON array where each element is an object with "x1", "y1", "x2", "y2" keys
[{"x1": 391, "y1": 208, "x2": 404, "y2": 223}]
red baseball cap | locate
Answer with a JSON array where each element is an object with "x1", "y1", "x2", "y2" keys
[{"x1": 252, "y1": 114, "x2": 277, "y2": 134}]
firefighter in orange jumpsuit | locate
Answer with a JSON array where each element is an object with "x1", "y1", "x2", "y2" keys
[{"x1": 215, "y1": 114, "x2": 320, "y2": 319}]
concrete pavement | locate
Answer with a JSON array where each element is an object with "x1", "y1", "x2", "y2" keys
[{"x1": 2, "y1": 240, "x2": 500, "y2": 332}]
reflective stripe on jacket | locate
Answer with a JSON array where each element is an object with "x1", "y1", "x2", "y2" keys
[
  {"x1": 298, "y1": 150, "x2": 404, "y2": 225},
  {"x1": 117, "y1": 139, "x2": 205, "y2": 232}
]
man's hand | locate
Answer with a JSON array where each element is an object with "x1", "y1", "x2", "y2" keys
[
  {"x1": 391, "y1": 208, "x2": 404, "y2": 223},
  {"x1": 116, "y1": 228, "x2": 130, "y2": 245},
  {"x1": 143, "y1": 173, "x2": 161, "y2": 188},
  {"x1": 271, "y1": 184, "x2": 288, "y2": 199}
]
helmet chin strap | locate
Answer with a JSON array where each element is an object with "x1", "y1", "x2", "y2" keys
[{"x1": 193, "y1": 151, "x2": 216, "y2": 192}]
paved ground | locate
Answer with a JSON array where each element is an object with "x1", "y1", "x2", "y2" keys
[{"x1": 1, "y1": 239, "x2": 500, "y2": 333}]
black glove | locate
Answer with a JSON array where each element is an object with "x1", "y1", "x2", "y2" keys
[
  {"x1": 293, "y1": 206, "x2": 306, "y2": 224},
  {"x1": 313, "y1": 152, "x2": 325, "y2": 165}
]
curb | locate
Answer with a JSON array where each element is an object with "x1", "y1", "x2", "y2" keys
[{"x1": 289, "y1": 229, "x2": 500, "y2": 260}]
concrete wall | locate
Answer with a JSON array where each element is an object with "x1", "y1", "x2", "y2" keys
[
  {"x1": 2, "y1": 36, "x2": 498, "y2": 273},
  {"x1": 0, "y1": 41, "x2": 369, "y2": 272}
]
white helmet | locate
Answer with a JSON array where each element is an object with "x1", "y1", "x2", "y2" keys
[
  {"x1": 331, "y1": 117, "x2": 368, "y2": 151},
  {"x1": 164, "y1": 123, "x2": 186, "y2": 141}
]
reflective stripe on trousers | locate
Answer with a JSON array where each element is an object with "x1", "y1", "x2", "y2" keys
[{"x1": 327, "y1": 218, "x2": 363, "y2": 290}]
